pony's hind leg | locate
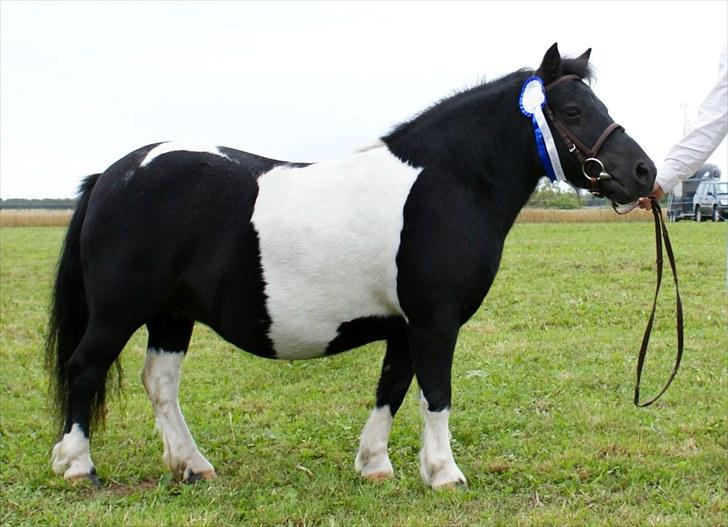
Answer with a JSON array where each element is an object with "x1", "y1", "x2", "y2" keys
[
  {"x1": 51, "y1": 318, "x2": 134, "y2": 485},
  {"x1": 355, "y1": 331, "x2": 413, "y2": 481},
  {"x1": 142, "y1": 317, "x2": 216, "y2": 482}
]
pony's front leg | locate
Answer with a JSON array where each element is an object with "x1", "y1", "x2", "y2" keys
[
  {"x1": 355, "y1": 332, "x2": 413, "y2": 481},
  {"x1": 409, "y1": 319, "x2": 467, "y2": 489}
]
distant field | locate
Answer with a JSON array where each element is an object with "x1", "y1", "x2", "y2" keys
[
  {"x1": 0, "y1": 207, "x2": 658, "y2": 227},
  {"x1": 518, "y1": 207, "x2": 657, "y2": 222},
  {"x1": 0, "y1": 223, "x2": 725, "y2": 526},
  {"x1": 0, "y1": 209, "x2": 73, "y2": 227}
]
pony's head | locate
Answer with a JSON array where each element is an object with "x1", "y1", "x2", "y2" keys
[{"x1": 536, "y1": 43, "x2": 655, "y2": 204}]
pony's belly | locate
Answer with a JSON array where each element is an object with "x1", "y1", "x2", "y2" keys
[
  {"x1": 269, "y1": 332, "x2": 330, "y2": 360},
  {"x1": 267, "y1": 309, "x2": 399, "y2": 360},
  {"x1": 258, "y1": 257, "x2": 406, "y2": 359},
  {"x1": 251, "y1": 147, "x2": 420, "y2": 360}
]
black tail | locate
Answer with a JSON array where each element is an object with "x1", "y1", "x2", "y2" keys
[{"x1": 46, "y1": 173, "x2": 120, "y2": 435}]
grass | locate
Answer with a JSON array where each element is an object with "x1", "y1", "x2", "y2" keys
[{"x1": 0, "y1": 222, "x2": 726, "y2": 526}]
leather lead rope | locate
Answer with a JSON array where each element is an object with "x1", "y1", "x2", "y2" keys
[{"x1": 634, "y1": 200, "x2": 684, "y2": 407}]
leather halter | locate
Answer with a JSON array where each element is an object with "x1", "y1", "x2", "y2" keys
[{"x1": 542, "y1": 74, "x2": 623, "y2": 196}]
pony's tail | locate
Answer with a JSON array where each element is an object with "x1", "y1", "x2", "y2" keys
[{"x1": 46, "y1": 173, "x2": 114, "y2": 435}]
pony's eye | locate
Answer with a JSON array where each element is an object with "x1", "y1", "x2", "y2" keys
[{"x1": 564, "y1": 107, "x2": 581, "y2": 119}]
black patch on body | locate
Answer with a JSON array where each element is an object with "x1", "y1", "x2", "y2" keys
[
  {"x1": 325, "y1": 316, "x2": 406, "y2": 356},
  {"x1": 146, "y1": 316, "x2": 194, "y2": 353},
  {"x1": 383, "y1": 72, "x2": 542, "y2": 330},
  {"x1": 81, "y1": 144, "x2": 298, "y2": 359}
]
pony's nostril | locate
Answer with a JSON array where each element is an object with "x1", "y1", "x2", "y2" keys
[{"x1": 635, "y1": 161, "x2": 655, "y2": 184}]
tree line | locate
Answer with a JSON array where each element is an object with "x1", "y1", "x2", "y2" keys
[
  {"x1": 1, "y1": 198, "x2": 76, "y2": 209},
  {"x1": 527, "y1": 187, "x2": 609, "y2": 209}
]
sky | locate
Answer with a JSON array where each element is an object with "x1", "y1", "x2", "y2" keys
[{"x1": 1, "y1": 0, "x2": 727, "y2": 198}]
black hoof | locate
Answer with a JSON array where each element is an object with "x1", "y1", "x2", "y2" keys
[
  {"x1": 87, "y1": 468, "x2": 102, "y2": 489},
  {"x1": 184, "y1": 471, "x2": 204, "y2": 484}
]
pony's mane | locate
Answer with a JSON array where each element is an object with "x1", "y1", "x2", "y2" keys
[{"x1": 384, "y1": 56, "x2": 595, "y2": 140}]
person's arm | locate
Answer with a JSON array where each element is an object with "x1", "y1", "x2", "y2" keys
[{"x1": 640, "y1": 45, "x2": 728, "y2": 209}]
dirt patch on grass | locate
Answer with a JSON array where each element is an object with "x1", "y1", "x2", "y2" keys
[{"x1": 102, "y1": 477, "x2": 162, "y2": 496}]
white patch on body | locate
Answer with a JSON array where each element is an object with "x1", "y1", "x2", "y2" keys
[
  {"x1": 140, "y1": 141, "x2": 230, "y2": 167},
  {"x1": 355, "y1": 405, "x2": 394, "y2": 480},
  {"x1": 252, "y1": 145, "x2": 421, "y2": 359},
  {"x1": 419, "y1": 394, "x2": 467, "y2": 488},
  {"x1": 51, "y1": 423, "x2": 94, "y2": 480},
  {"x1": 142, "y1": 348, "x2": 215, "y2": 481}
]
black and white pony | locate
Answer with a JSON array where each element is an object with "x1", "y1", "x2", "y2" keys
[{"x1": 47, "y1": 44, "x2": 655, "y2": 489}]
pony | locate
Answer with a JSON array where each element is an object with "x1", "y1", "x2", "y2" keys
[{"x1": 47, "y1": 44, "x2": 655, "y2": 489}]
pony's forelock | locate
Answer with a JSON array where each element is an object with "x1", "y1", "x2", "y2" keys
[{"x1": 561, "y1": 56, "x2": 595, "y2": 84}]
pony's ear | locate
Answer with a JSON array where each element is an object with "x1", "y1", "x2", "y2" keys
[
  {"x1": 537, "y1": 43, "x2": 562, "y2": 84},
  {"x1": 576, "y1": 48, "x2": 592, "y2": 64}
]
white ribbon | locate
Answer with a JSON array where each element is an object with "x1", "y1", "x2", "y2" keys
[
  {"x1": 519, "y1": 76, "x2": 567, "y2": 183},
  {"x1": 532, "y1": 104, "x2": 566, "y2": 182}
]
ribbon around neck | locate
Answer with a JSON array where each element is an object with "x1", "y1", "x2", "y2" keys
[{"x1": 519, "y1": 76, "x2": 566, "y2": 183}]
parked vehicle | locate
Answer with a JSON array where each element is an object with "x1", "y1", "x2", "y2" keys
[
  {"x1": 666, "y1": 164, "x2": 722, "y2": 221},
  {"x1": 693, "y1": 179, "x2": 728, "y2": 221}
]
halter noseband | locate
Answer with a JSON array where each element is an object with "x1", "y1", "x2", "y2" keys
[{"x1": 543, "y1": 74, "x2": 623, "y2": 196}]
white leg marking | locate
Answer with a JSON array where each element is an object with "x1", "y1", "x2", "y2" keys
[
  {"x1": 142, "y1": 348, "x2": 216, "y2": 481},
  {"x1": 355, "y1": 405, "x2": 394, "y2": 481},
  {"x1": 51, "y1": 423, "x2": 94, "y2": 480},
  {"x1": 419, "y1": 395, "x2": 467, "y2": 489}
]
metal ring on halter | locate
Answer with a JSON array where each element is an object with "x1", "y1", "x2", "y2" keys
[{"x1": 582, "y1": 157, "x2": 611, "y2": 180}]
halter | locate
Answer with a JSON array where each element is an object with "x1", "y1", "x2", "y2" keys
[{"x1": 543, "y1": 74, "x2": 624, "y2": 196}]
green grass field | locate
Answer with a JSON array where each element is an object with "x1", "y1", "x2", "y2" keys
[{"x1": 1, "y1": 223, "x2": 726, "y2": 527}]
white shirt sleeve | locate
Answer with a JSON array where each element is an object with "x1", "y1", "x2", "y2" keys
[{"x1": 656, "y1": 45, "x2": 728, "y2": 193}]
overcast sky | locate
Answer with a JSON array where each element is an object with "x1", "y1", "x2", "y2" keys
[{"x1": 1, "y1": 1, "x2": 727, "y2": 198}]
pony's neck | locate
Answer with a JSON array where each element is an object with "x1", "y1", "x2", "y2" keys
[{"x1": 382, "y1": 72, "x2": 543, "y2": 236}]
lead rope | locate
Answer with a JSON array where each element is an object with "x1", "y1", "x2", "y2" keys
[{"x1": 632, "y1": 200, "x2": 684, "y2": 407}]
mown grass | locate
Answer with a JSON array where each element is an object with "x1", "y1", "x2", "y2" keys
[{"x1": 0, "y1": 222, "x2": 725, "y2": 526}]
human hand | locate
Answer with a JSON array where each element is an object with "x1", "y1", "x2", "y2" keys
[{"x1": 638, "y1": 183, "x2": 665, "y2": 210}]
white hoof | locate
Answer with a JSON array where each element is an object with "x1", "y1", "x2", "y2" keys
[
  {"x1": 51, "y1": 424, "x2": 95, "y2": 481},
  {"x1": 164, "y1": 450, "x2": 216, "y2": 482},
  {"x1": 418, "y1": 400, "x2": 467, "y2": 489},
  {"x1": 355, "y1": 448, "x2": 394, "y2": 481},
  {"x1": 355, "y1": 406, "x2": 395, "y2": 481},
  {"x1": 419, "y1": 450, "x2": 467, "y2": 489}
]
